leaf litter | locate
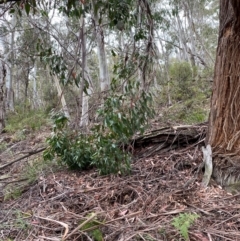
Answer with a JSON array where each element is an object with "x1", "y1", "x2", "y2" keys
[{"x1": 0, "y1": 124, "x2": 240, "y2": 240}]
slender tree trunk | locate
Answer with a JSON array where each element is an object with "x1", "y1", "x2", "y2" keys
[
  {"x1": 207, "y1": 0, "x2": 240, "y2": 187},
  {"x1": 158, "y1": 35, "x2": 172, "y2": 106},
  {"x1": 53, "y1": 74, "x2": 71, "y2": 120},
  {"x1": 183, "y1": 2, "x2": 197, "y2": 76},
  {"x1": 32, "y1": 61, "x2": 40, "y2": 109},
  {"x1": 137, "y1": 1, "x2": 144, "y2": 88},
  {"x1": 24, "y1": 65, "x2": 30, "y2": 109},
  {"x1": 6, "y1": 15, "x2": 16, "y2": 111},
  {"x1": 175, "y1": 14, "x2": 189, "y2": 63},
  {"x1": 91, "y1": 0, "x2": 109, "y2": 92},
  {"x1": 0, "y1": 59, "x2": 6, "y2": 132},
  {"x1": 46, "y1": 66, "x2": 70, "y2": 119},
  {"x1": 80, "y1": 91, "x2": 89, "y2": 127},
  {"x1": 79, "y1": 7, "x2": 89, "y2": 128}
]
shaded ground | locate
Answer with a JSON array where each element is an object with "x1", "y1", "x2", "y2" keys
[{"x1": 1, "y1": 124, "x2": 240, "y2": 241}]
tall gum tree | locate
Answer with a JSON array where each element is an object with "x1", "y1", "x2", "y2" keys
[
  {"x1": 207, "y1": 0, "x2": 240, "y2": 187},
  {"x1": 91, "y1": 0, "x2": 109, "y2": 92}
]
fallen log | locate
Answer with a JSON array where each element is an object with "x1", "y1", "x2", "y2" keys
[{"x1": 132, "y1": 122, "x2": 207, "y2": 158}]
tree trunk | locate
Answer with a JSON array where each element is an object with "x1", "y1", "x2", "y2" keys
[
  {"x1": 79, "y1": 7, "x2": 89, "y2": 128},
  {"x1": 32, "y1": 62, "x2": 40, "y2": 109},
  {"x1": 24, "y1": 66, "x2": 30, "y2": 109},
  {"x1": 52, "y1": 74, "x2": 71, "y2": 120},
  {"x1": 46, "y1": 66, "x2": 70, "y2": 120},
  {"x1": 6, "y1": 14, "x2": 15, "y2": 112},
  {"x1": 207, "y1": 0, "x2": 240, "y2": 188},
  {"x1": 91, "y1": 0, "x2": 109, "y2": 92},
  {"x1": 0, "y1": 59, "x2": 6, "y2": 132}
]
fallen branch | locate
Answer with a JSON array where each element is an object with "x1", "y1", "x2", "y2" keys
[
  {"x1": 35, "y1": 215, "x2": 69, "y2": 240},
  {"x1": 64, "y1": 211, "x2": 142, "y2": 240},
  {"x1": 0, "y1": 147, "x2": 46, "y2": 170},
  {"x1": 63, "y1": 212, "x2": 97, "y2": 240}
]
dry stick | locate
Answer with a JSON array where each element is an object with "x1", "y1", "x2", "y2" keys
[
  {"x1": 63, "y1": 212, "x2": 97, "y2": 240},
  {"x1": 183, "y1": 201, "x2": 214, "y2": 216},
  {"x1": 81, "y1": 211, "x2": 143, "y2": 233},
  {"x1": 0, "y1": 142, "x2": 21, "y2": 155},
  {"x1": 0, "y1": 147, "x2": 46, "y2": 170},
  {"x1": 144, "y1": 209, "x2": 184, "y2": 220},
  {"x1": 125, "y1": 225, "x2": 163, "y2": 241},
  {"x1": 65, "y1": 211, "x2": 142, "y2": 240},
  {"x1": 38, "y1": 236, "x2": 60, "y2": 241},
  {"x1": 215, "y1": 213, "x2": 240, "y2": 226},
  {"x1": 35, "y1": 215, "x2": 69, "y2": 240}
]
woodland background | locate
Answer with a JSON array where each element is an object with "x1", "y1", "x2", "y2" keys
[{"x1": 0, "y1": 0, "x2": 218, "y2": 134}]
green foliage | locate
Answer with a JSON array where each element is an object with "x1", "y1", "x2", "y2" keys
[
  {"x1": 38, "y1": 46, "x2": 69, "y2": 85},
  {"x1": 13, "y1": 210, "x2": 30, "y2": 230},
  {"x1": 163, "y1": 100, "x2": 209, "y2": 125},
  {"x1": 25, "y1": 2, "x2": 31, "y2": 15},
  {"x1": 4, "y1": 187, "x2": 22, "y2": 201},
  {"x1": 169, "y1": 61, "x2": 194, "y2": 101},
  {"x1": 171, "y1": 213, "x2": 199, "y2": 241},
  {"x1": 0, "y1": 142, "x2": 7, "y2": 152},
  {"x1": 23, "y1": 157, "x2": 60, "y2": 185},
  {"x1": 155, "y1": 60, "x2": 211, "y2": 125},
  {"x1": 43, "y1": 113, "x2": 94, "y2": 170},
  {"x1": 3, "y1": 157, "x2": 59, "y2": 201},
  {"x1": 80, "y1": 213, "x2": 104, "y2": 241},
  {"x1": 42, "y1": 86, "x2": 58, "y2": 113},
  {"x1": 4, "y1": 106, "x2": 49, "y2": 134},
  {"x1": 44, "y1": 82, "x2": 154, "y2": 175}
]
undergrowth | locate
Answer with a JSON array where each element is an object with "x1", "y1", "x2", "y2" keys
[
  {"x1": 4, "y1": 157, "x2": 60, "y2": 201},
  {"x1": 44, "y1": 81, "x2": 154, "y2": 175},
  {"x1": 154, "y1": 60, "x2": 211, "y2": 125},
  {"x1": 171, "y1": 213, "x2": 200, "y2": 241},
  {"x1": 4, "y1": 106, "x2": 49, "y2": 133}
]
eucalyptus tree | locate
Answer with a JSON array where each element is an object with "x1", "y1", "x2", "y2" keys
[
  {"x1": 207, "y1": 0, "x2": 240, "y2": 188},
  {"x1": 15, "y1": 21, "x2": 39, "y2": 107},
  {"x1": 90, "y1": 0, "x2": 109, "y2": 92},
  {"x1": 0, "y1": 13, "x2": 17, "y2": 111},
  {"x1": 27, "y1": 1, "x2": 72, "y2": 118},
  {"x1": 5, "y1": 14, "x2": 16, "y2": 111},
  {"x1": 156, "y1": 0, "x2": 218, "y2": 72}
]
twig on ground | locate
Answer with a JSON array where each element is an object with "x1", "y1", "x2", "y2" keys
[{"x1": 35, "y1": 215, "x2": 69, "y2": 240}]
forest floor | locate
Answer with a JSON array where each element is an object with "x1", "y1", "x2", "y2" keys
[{"x1": 1, "y1": 123, "x2": 240, "y2": 241}]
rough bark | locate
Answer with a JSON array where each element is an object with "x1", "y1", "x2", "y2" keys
[{"x1": 208, "y1": 0, "x2": 240, "y2": 188}]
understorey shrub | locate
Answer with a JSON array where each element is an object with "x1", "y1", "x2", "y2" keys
[{"x1": 44, "y1": 81, "x2": 154, "y2": 175}]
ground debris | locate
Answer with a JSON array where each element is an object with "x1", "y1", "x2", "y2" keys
[{"x1": 1, "y1": 124, "x2": 240, "y2": 240}]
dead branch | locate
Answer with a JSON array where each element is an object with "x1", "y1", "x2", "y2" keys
[{"x1": 0, "y1": 147, "x2": 46, "y2": 170}]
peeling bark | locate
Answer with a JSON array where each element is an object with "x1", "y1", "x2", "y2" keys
[
  {"x1": 208, "y1": 0, "x2": 240, "y2": 188},
  {"x1": 208, "y1": 0, "x2": 240, "y2": 153}
]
